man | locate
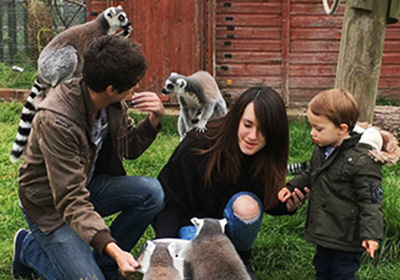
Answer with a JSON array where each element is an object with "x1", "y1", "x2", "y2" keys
[{"x1": 12, "y1": 35, "x2": 165, "y2": 280}]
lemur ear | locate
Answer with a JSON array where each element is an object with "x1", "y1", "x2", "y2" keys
[
  {"x1": 176, "y1": 78, "x2": 187, "y2": 89},
  {"x1": 105, "y1": 7, "x2": 116, "y2": 18},
  {"x1": 144, "y1": 240, "x2": 156, "y2": 254},
  {"x1": 191, "y1": 217, "x2": 200, "y2": 227},
  {"x1": 219, "y1": 219, "x2": 228, "y2": 232}
]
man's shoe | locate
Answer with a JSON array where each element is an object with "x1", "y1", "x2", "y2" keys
[
  {"x1": 12, "y1": 229, "x2": 35, "y2": 279},
  {"x1": 245, "y1": 263, "x2": 258, "y2": 280}
]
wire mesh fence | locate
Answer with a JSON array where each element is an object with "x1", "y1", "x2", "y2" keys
[{"x1": 0, "y1": 0, "x2": 87, "y2": 68}]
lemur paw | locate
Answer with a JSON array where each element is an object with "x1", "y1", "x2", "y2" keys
[{"x1": 196, "y1": 125, "x2": 207, "y2": 133}]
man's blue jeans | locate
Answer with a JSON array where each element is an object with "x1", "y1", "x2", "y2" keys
[
  {"x1": 179, "y1": 191, "x2": 263, "y2": 252},
  {"x1": 18, "y1": 174, "x2": 164, "y2": 280}
]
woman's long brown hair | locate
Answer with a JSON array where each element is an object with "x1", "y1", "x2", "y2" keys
[{"x1": 199, "y1": 86, "x2": 289, "y2": 210}]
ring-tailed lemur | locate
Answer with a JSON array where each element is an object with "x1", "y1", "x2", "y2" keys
[
  {"x1": 10, "y1": 6, "x2": 132, "y2": 163},
  {"x1": 142, "y1": 241, "x2": 182, "y2": 280},
  {"x1": 184, "y1": 218, "x2": 251, "y2": 280},
  {"x1": 161, "y1": 71, "x2": 227, "y2": 141}
]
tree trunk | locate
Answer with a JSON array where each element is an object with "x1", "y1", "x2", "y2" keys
[
  {"x1": 335, "y1": 0, "x2": 389, "y2": 122},
  {"x1": 373, "y1": 106, "x2": 400, "y2": 140}
]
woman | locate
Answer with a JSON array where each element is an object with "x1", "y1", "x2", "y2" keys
[{"x1": 153, "y1": 86, "x2": 306, "y2": 279}]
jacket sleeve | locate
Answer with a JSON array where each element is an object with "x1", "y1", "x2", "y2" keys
[
  {"x1": 264, "y1": 201, "x2": 292, "y2": 216},
  {"x1": 37, "y1": 113, "x2": 114, "y2": 254},
  {"x1": 286, "y1": 151, "x2": 315, "y2": 192},
  {"x1": 353, "y1": 153, "x2": 383, "y2": 242}
]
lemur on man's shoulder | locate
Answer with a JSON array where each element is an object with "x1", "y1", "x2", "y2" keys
[
  {"x1": 10, "y1": 6, "x2": 132, "y2": 163},
  {"x1": 161, "y1": 71, "x2": 227, "y2": 141}
]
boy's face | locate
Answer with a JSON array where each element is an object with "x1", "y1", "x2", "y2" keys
[{"x1": 306, "y1": 108, "x2": 348, "y2": 147}]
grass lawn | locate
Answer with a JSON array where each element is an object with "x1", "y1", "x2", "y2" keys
[{"x1": 0, "y1": 102, "x2": 399, "y2": 280}]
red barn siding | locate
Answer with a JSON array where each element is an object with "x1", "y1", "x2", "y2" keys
[
  {"x1": 87, "y1": 0, "x2": 400, "y2": 104},
  {"x1": 215, "y1": 0, "x2": 284, "y2": 100},
  {"x1": 288, "y1": 0, "x2": 400, "y2": 101},
  {"x1": 125, "y1": 0, "x2": 205, "y2": 104}
]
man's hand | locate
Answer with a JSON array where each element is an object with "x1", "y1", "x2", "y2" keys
[
  {"x1": 362, "y1": 240, "x2": 379, "y2": 258},
  {"x1": 131, "y1": 91, "x2": 165, "y2": 128},
  {"x1": 286, "y1": 187, "x2": 310, "y2": 212},
  {"x1": 105, "y1": 242, "x2": 140, "y2": 277}
]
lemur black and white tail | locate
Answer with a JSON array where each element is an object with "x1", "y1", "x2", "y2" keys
[
  {"x1": 10, "y1": 78, "x2": 45, "y2": 163},
  {"x1": 287, "y1": 162, "x2": 309, "y2": 175}
]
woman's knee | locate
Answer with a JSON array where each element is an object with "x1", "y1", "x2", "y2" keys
[{"x1": 232, "y1": 195, "x2": 261, "y2": 222}]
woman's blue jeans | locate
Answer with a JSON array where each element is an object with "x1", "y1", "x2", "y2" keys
[
  {"x1": 18, "y1": 174, "x2": 164, "y2": 280},
  {"x1": 179, "y1": 191, "x2": 263, "y2": 252}
]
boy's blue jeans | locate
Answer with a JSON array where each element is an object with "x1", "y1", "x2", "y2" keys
[
  {"x1": 179, "y1": 191, "x2": 263, "y2": 252},
  {"x1": 313, "y1": 245, "x2": 362, "y2": 280},
  {"x1": 18, "y1": 174, "x2": 164, "y2": 280}
]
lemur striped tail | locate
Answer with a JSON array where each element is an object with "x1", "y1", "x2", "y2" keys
[
  {"x1": 10, "y1": 79, "x2": 45, "y2": 163},
  {"x1": 287, "y1": 162, "x2": 309, "y2": 175}
]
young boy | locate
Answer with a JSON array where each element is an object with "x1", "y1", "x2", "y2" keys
[{"x1": 279, "y1": 89, "x2": 383, "y2": 280}]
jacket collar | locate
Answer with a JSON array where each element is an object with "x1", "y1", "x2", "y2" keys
[{"x1": 313, "y1": 133, "x2": 362, "y2": 177}]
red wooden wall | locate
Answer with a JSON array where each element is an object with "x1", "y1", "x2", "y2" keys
[
  {"x1": 214, "y1": 0, "x2": 400, "y2": 103},
  {"x1": 125, "y1": 0, "x2": 206, "y2": 104},
  {"x1": 87, "y1": 0, "x2": 400, "y2": 105},
  {"x1": 215, "y1": 0, "x2": 287, "y2": 102}
]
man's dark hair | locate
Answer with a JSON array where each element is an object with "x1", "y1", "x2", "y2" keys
[{"x1": 83, "y1": 35, "x2": 147, "y2": 93}]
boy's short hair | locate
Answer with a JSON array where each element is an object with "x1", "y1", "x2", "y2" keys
[
  {"x1": 308, "y1": 88, "x2": 359, "y2": 131},
  {"x1": 83, "y1": 35, "x2": 147, "y2": 93}
]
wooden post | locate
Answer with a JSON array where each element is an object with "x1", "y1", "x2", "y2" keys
[{"x1": 335, "y1": 0, "x2": 389, "y2": 122}]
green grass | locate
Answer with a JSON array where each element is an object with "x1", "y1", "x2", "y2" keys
[
  {"x1": 0, "y1": 102, "x2": 399, "y2": 279},
  {"x1": 0, "y1": 63, "x2": 37, "y2": 89}
]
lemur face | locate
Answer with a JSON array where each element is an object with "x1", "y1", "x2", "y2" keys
[
  {"x1": 104, "y1": 6, "x2": 131, "y2": 34},
  {"x1": 161, "y1": 73, "x2": 187, "y2": 95}
]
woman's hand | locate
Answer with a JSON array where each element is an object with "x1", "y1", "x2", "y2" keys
[{"x1": 286, "y1": 187, "x2": 310, "y2": 212}]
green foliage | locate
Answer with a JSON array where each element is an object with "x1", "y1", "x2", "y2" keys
[
  {"x1": 376, "y1": 96, "x2": 400, "y2": 106},
  {"x1": 0, "y1": 102, "x2": 399, "y2": 280},
  {"x1": 0, "y1": 62, "x2": 37, "y2": 89}
]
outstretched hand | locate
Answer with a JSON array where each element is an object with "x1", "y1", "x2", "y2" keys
[
  {"x1": 131, "y1": 91, "x2": 165, "y2": 128},
  {"x1": 105, "y1": 242, "x2": 140, "y2": 277},
  {"x1": 284, "y1": 187, "x2": 310, "y2": 212}
]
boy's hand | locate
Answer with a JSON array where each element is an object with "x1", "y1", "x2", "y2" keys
[
  {"x1": 362, "y1": 240, "x2": 379, "y2": 258},
  {"x1": 278, "y1": 187, "x2": 292, "y2": 202}
]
